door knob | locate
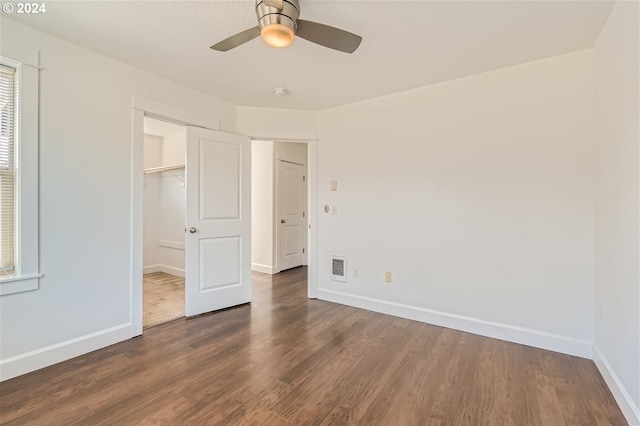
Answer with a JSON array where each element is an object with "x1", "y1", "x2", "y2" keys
[
  {"x1": 281, "y1": 219, "x2": 286, "y2": 224},
  {"x1": 189, "y1": 227, "x2": 197, "y2": 233}
]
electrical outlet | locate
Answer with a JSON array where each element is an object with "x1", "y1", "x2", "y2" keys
[
  {"x1": 385, "y1": 272, "x2": 392, "y2": 283},
  {"x1": 354, "y1": 267, "x2": 359, "y2": 277}
]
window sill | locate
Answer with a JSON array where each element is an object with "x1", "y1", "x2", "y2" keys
[{"x1": 0, "y1": 274, "x2": 41, "y2": 296}]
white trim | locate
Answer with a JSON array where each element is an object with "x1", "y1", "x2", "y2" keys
[
  {"x1": 143, "y1": 264, "x2": 185, "y2": 278},
  {"x1": 158, "y1": 265, "x2": 184, "y2": 277},
  {"x1": 306, "y1": 140, "x2": 318, "y2": 299},
  {"x1": 0, "y1": 274, "x2": 40, "y2": 295},
  {"x1": 131, "y1": 109, "x2": 144, "y2": 337},
  {"x1": 251, "y1": 136, "x2": 318, "y2": 143},
  {"x1": 0, "y1": 324, "x2": 132, "y2": 382},
  {"x1": 594, "y1": 345, "x2": 640, "y2": 426},
  {"x1": 638, "y1": 0, "x2": 640, "y2": 413},
  {"x1": 159, "y1": 240, "x2": 185, "y2": 250},
  {"x1": 132, "y1": 96, "x2": 220, "y2": 131},
  {"x1": 317, "y1": 288, "x2": 593, "y2": 359},
  {"x1": 143, "y1": 265, "x2": 163, "y2": 274},
  {"x1": 251, "y1": 263, "x2": 277, "y2": 274},
  {"x1": 0, "y1": 273, "x2": 42, "y2": 284}
]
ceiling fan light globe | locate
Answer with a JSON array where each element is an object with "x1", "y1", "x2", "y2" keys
[{"x1": 261, "y1": 24, "x2": 295, "y2": 48}]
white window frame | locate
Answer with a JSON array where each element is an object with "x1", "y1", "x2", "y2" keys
[
  {"x1": 0, "y1": 64, "x2": 17, "y2": 276},
  {"x1": 0, "y1": 41, "x2": 40, "y2": 296}
]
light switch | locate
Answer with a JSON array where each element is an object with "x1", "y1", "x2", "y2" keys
[
  {"x1": 330, "y1": 180, "x2": 338, "y2": 191},
  {"x1": 332, "y1": 205, "x2": 338, "y2": 215}
]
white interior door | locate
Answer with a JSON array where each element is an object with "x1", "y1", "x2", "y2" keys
[
  {"x1": 185, "y1": 127, "x2": 251, "y2": 316},
  {"x1": 277, "y1": 160, "x2": 305, "y2": 271}
]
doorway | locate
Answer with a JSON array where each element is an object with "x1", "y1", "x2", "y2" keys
[
  {"x1": 251, "y1": 141, "x2": 308, "y2": 275},
  {"x1": 131, "y1": 97, "x2": 319, "y2": 337},
  {"x1": 142, "y1": 117, "x2": 186, "y2": 328}
]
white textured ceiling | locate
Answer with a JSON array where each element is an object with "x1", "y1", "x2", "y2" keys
[{"x1": 5, "y1": 0, "x2": 614, "y2": 110}]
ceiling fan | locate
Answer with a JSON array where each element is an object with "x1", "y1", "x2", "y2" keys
[{"x1": 210, "y1": 0, "x2": 362, "y2": 54}]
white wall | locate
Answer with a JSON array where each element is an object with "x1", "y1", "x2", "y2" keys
[
  {"x1": 158, "y1": 130, "x2": 186, "y2": 276},
  {"x1": 143, "y1": 134, "x2": 162, "y2": 169},
  {"x1": 593, "y1": 1, "x2": 640, "y2": 423},
  {"x1": 252, "y1": 141, "x2": 275, "y2": 273},
  {"x1": 143, "y1": 135, "x2": 162, "y2": 268},
  {"x1": 156, "y1": 172, "x2": 185, "y2": 276},
  {"x1": 316, "y1": 50, "x2": 596, "y2": 357},
  {"x1": 275, "y1": 142, "x2": 307, "y2": 166},
  {"x1": 0, "y1": 19, "x2": 235, "y2": 379},
  {"x1": 162, "y1": 130, "x2": 186, "y2": 166},
  {"x1": 143, "y1": 131, "x2": 186, "y2": 277},
  {"x1": 236, "y1": 107, "x2": 317, "y2": 141}
]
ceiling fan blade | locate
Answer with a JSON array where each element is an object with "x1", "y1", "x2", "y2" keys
[
  {"x1": 210, "y1": 26, "x2": 261, "y2": 51},
  {"x1": 263, "y1": 0, "x2": 284, "y2": 9},
  {"x1": 296, "y1": 20, "x2": 362, "y2": 53}
]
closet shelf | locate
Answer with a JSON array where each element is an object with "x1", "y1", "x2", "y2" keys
[{"x1": 143, "y1": 164, "x2": 185, "y2": 174}]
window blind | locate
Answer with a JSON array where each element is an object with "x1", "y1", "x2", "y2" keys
[{"x1": 0, "y1": 64, "x2": 16, "y2": 275}]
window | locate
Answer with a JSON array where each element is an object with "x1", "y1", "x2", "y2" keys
[
  {"x1": 0, "y1": 41, "x2": 40, "y2": 296},
  {"x1": 0, "y1": 64, "x2": 16, "y2": 277}
]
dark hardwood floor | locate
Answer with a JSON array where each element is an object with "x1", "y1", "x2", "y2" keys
[{"x1": 0, "y1": 267, "x2": 627, "y2": 425}]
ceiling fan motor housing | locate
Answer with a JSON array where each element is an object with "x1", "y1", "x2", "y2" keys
[
  {"x1": 210, "y1": 0, "x2": 361, "y2": 53},
  {"x1": 256, "y1": 0, "x2": 300, "y2": 33}
]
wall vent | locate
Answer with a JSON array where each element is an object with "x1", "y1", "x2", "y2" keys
[{"x1": 331, "y1": 256, "x2": 347, "y2": 282}]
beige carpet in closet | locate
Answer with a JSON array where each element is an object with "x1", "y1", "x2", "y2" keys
[{"x1": 143, "y1": 272, "x2": 184, "y2": 328}]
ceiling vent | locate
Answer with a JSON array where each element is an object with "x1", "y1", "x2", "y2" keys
[{"x1": 331, "y1": 255, "x2": 347, "y2": 282}]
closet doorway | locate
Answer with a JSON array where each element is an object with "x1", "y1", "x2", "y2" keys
[{"x1": 142, "y1": 117, "x2": 186, "y2": 328}]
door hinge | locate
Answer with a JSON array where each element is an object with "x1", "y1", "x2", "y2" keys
[
  {"x1": 302, "y1": 211, "x2": 305, "y2": 218},
  {"x1": 303, "y1": 176, "x2": 306, "y2": 182},
  {"x1": 303, "y1": 248, "x2": 305, "y2": 254}
]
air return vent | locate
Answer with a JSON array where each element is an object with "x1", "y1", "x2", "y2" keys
[{"x1": 331, "y1": 256, "x2": 347, "y2": 282}]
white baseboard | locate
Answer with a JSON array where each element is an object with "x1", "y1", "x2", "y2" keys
[
  {"x1": 143, "y1": 264, "x2": 163, "y2": 274},
  {"x1": 317, "y1": 288, "x2": 593, "y2": 359},
  {"x1": 143, "y1": 264, "x2": 185, "y2": 278},
  {"x1": 158, "y1": 240, "x2": 185, "y2": 250},
  {"x1": 593, "y1": 345, "x2": 640, "y2": 425},
  {"x1": 158, "y1": 265, "x2": 185, "y2": 278},
  {"x1": 0, "y1": 323, "x2": 132, "y2": 382},
  {"x1": 251, "y1": 263, "x2": 277, "y2": 274}
]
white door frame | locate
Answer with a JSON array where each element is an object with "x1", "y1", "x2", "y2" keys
[
  {"x1": 131, "y1": 95, "x2": 222, "y2": 336},
  {"x1": 252, "y1": 138, "x2": 318, "y2": 300},
  {"x1": 131, "y1": 97, "x2": 319, "y2": 337}
]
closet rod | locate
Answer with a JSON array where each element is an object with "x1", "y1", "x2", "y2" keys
[{"x1": 143, "y1": 164, "x2": 185, "y2": 174}]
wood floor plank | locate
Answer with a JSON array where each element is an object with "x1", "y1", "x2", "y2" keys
[
  {"x1": 0, "y1": 267, "x2": 628, "y2": 425},
  {"x1": 319, "y1": 326, "x2": 417, "y2": 425}
]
